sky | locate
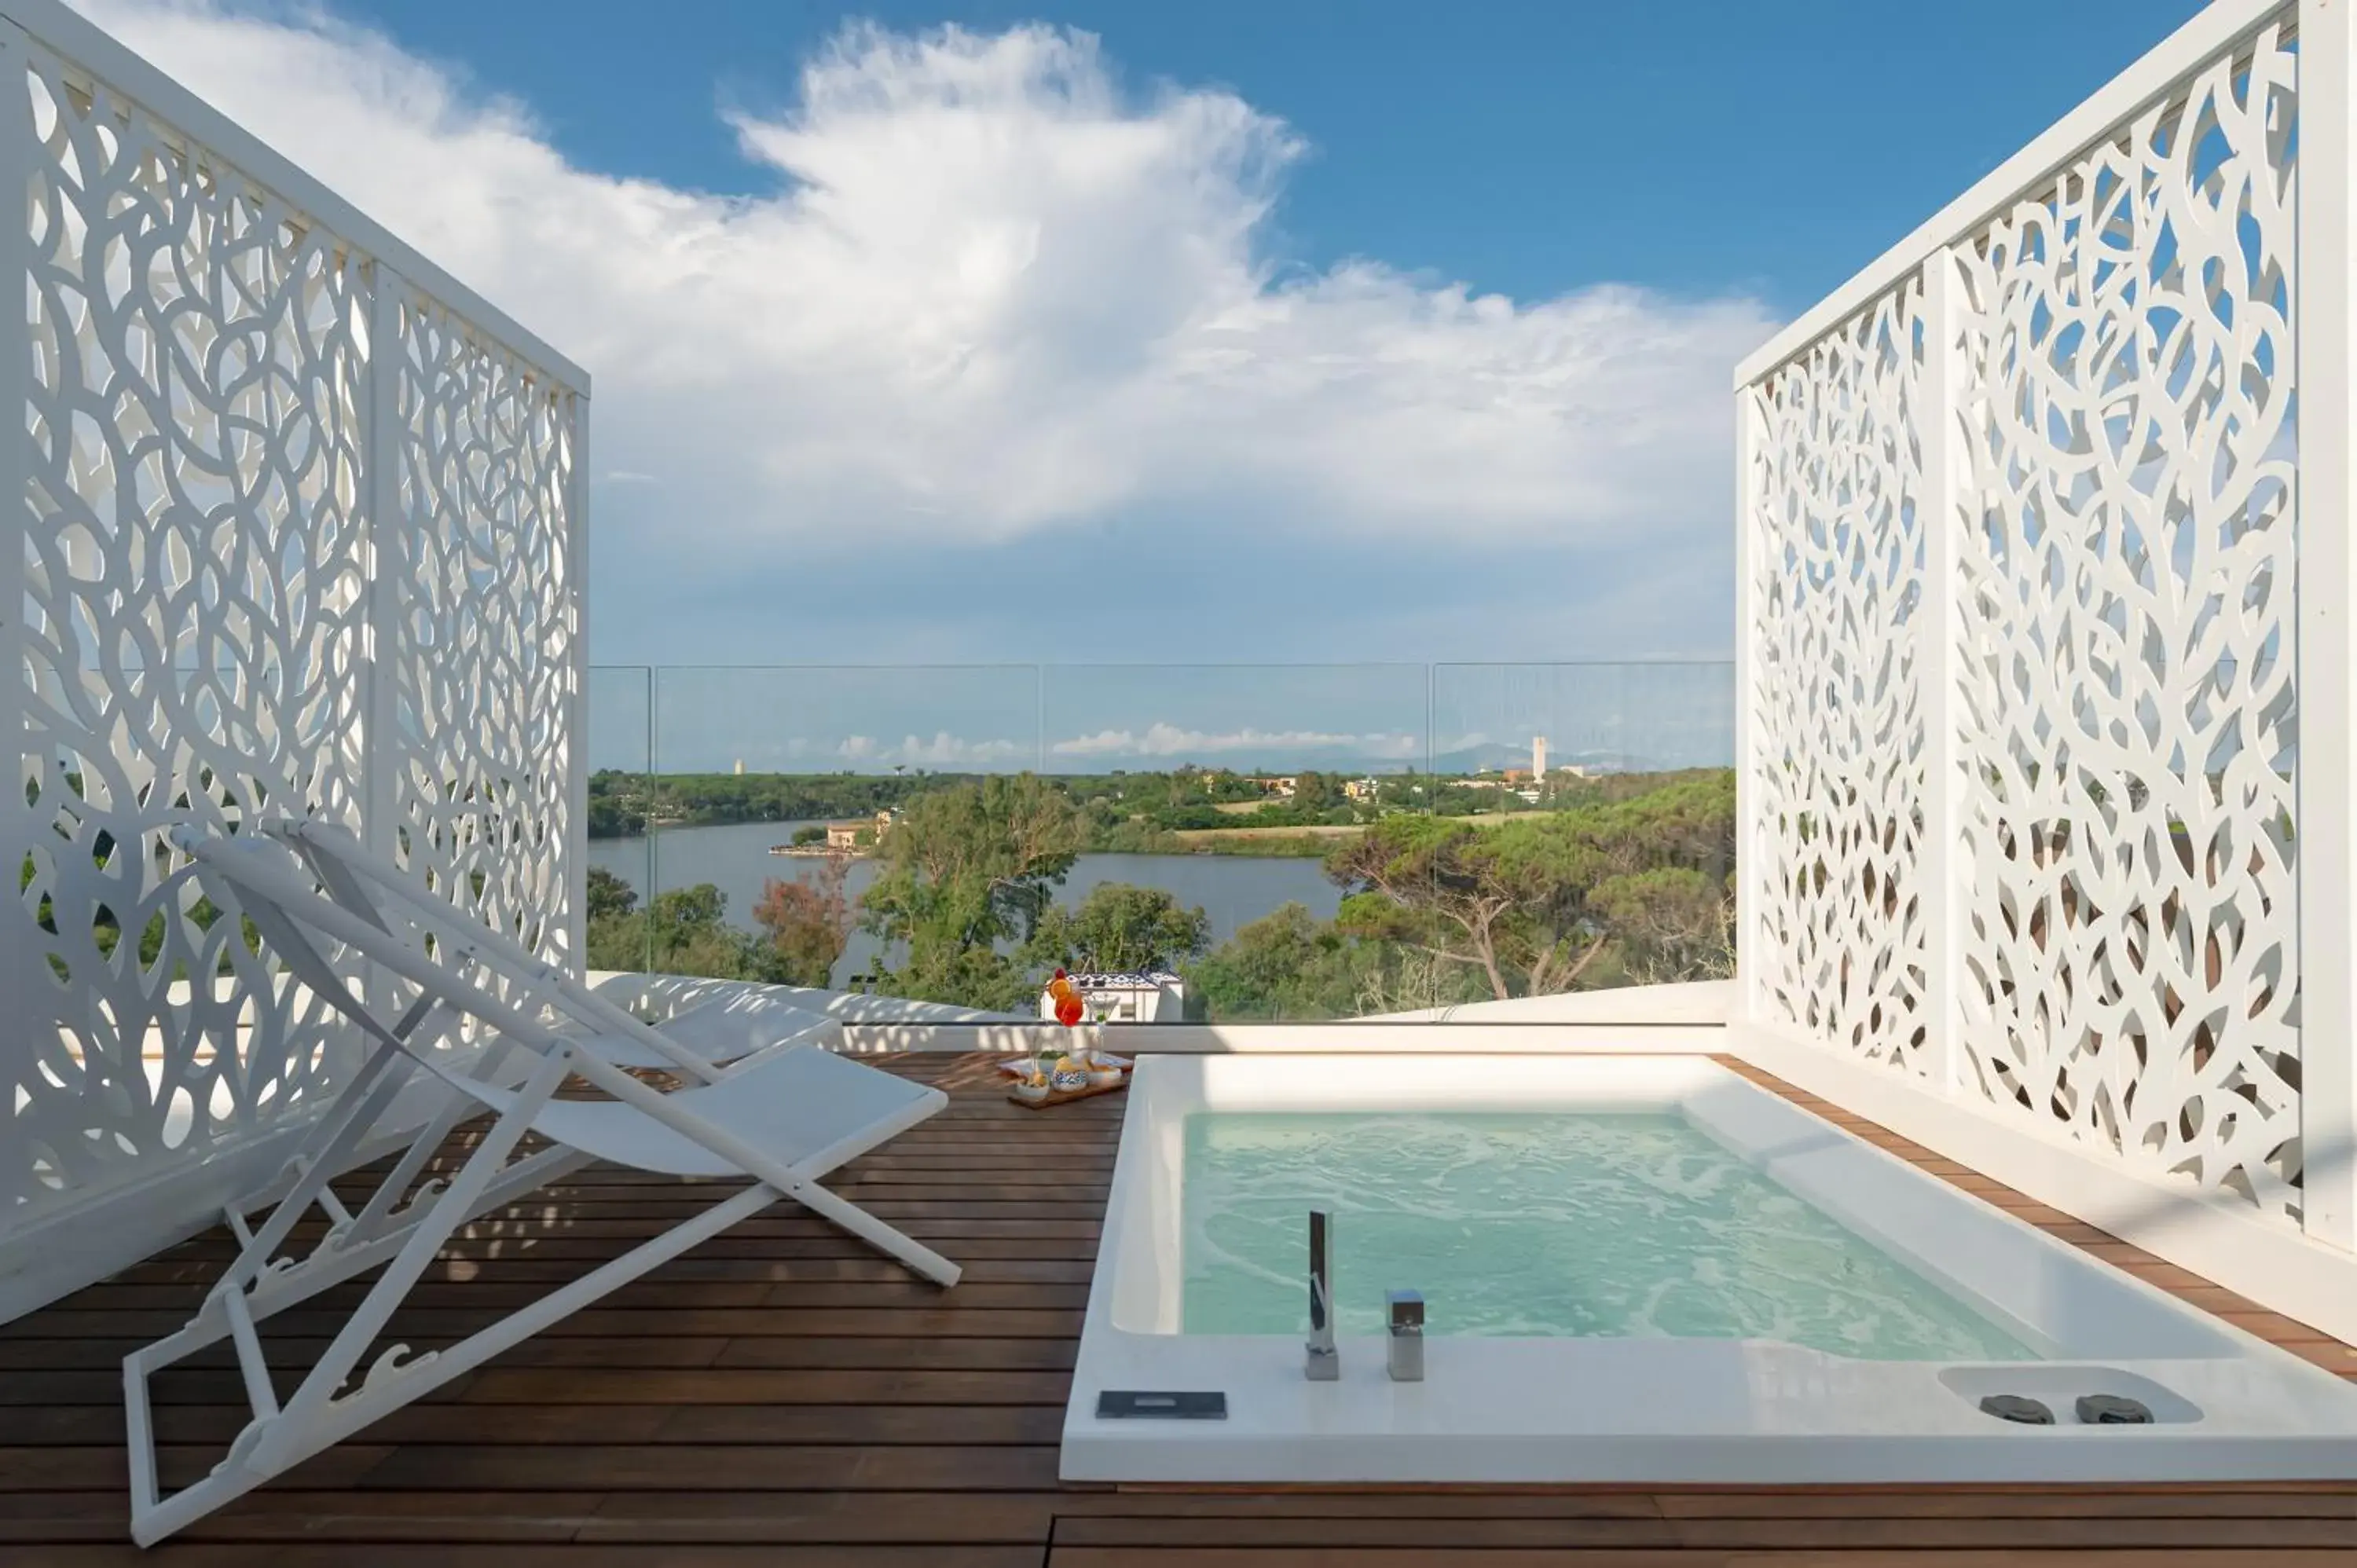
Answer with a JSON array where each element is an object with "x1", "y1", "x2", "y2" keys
[{"x1": 73, "y1": 0, "x2": 2209, "y2": 775}]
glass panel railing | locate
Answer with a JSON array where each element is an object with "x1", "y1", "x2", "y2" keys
[
  {"x1": 646, "y1": 665, "x2": 1043, "y2": 1003},
  {"x1": 1428, "y1": 661, "x2": 1739, "y2": 995},
  {"x1": 584, "y1": 665, "x2": 653, "y2": 975},
  {"x1": 581, "y1": 662, "x2": 1736, "y2": 1023},
  {"x1": 1039, "y1": 663, "x2": 1431, "y2": 1023}
]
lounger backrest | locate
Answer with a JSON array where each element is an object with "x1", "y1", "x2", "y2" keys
[
  {"x1": 181, "y1": 833, "x2": 582, "y2": 1085},
  {"x1": 275, "y1": 819, "x2": 720, "y2": 1082}
]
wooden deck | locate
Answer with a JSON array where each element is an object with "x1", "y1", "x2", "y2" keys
[{"x1": 4, "y1": 1051, "x2": 2354, "y2": 1566}]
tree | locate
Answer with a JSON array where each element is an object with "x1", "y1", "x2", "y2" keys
[
  {"x1": 1352, "y1": 942, "x2": 1492, "y2": 1017},
  {"x1": 1325, "y1": 815, "x2": 1549, "y2": 1000},
  {"x1": 860, "y1": 774, "x2": 1085, "y2": 1009},
  {"x1": 647, "y1": 883, "x2": 727, "y2": 943},
  {"x1": 1588, "y1": 867, "x2": 1734, "y2": 986},
  {"x1": 752, "y1": 855, "x2": 856, "y2": 987},
  {"x1": 791, "y1": 824, "x2": 827, "y2": 847},
  {"x1": 1028, "y1": 883, "x2": 1211, "y2": 974},
  {"x1": 1325, "y1": 773, "x2": 1736, "y2": 1000},
  {"x1": 1292, "y1": 771, "x2": 1339, "y2": 811},
  {"x1": 583, "y1": 881, "x2": 763, "y2": 981},
  {"x1": 585, "y1": 866, "x2": 638, "y2": 921},
  {"x1": 1188, "y1": 902, "x2": 1380, "y2": 1020}
]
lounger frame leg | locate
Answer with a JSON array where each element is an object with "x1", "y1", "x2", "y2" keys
[{"x1": 126, "y1": 1042, "x2": 581, "y2": 1546}]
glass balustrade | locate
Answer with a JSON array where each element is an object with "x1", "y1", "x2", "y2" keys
[{"x1": 584, "y1": 662, "x2": 1736, "y2": 1023}]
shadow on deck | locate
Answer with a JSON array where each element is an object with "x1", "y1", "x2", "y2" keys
[{"x1": 3, "y1": 1052, "x2": 2353, "y2": 1566}]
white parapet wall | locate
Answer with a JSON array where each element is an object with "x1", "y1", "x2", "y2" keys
[
  {"x1": 0, "y1": 0, "x2": 588, "y2": 1322},
  {"x1": 1736, "y1": 0, "x2": 2357, "y2": 1327}
]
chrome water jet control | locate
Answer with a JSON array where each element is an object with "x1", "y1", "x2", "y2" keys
[{"x1": 1305, "y1": 1210, "x2": 1336, "y2": 1380}]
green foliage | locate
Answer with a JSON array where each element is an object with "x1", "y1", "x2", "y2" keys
[
  {"x1": 1586, "y1": 865, "x2": 1733, "y2": 987},
  {"x1": 860, "y1": 775, "x2": 1084, "y2": 1009},
  {"x1": 1026, "y1": 883, "x2": 1211, "y2": 974},
  {"x1": 586, "y1": 774, "x2": 647, "y2": 838},
  {"x1": 791, "y1": 824, "x2": 827, "y2": 847},
  {"x1": 1186, "y1": 903, "x2": 1384, "y2": 1020},
  {"x1": 1323, "y1": 771, "x2": 1736, "y2": 1001},
  {"x1": 586, "y1": 881, "x2": 762, "y2": 980},
  {"x1": 585, "y1": 866, "x2": 638, "y2": 921}
]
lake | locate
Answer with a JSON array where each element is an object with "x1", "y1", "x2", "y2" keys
[{"x1": 588, "y1": 819, "x2": 1341, "y2": 986}]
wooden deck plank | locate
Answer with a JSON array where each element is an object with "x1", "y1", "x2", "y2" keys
[
  {"x1": 5, "y1": 1548, "x2": 1044, "y2": 1566},
  {"x1": 7, "y1": 1049, "x2": 2354, "y2": 1564}
]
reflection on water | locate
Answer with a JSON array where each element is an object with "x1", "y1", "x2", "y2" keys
[{"x1": 1182, "y1": 1112, "x2": 2036, "y2": 1360}]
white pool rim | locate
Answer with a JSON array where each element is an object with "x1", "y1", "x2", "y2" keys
[{"x1": 1061, "y1": 1053, "x2": 2357, "y2": 1485}]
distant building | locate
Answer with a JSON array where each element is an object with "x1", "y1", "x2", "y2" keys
[
  {"x1": 1532, "y1": 735, "x2": 1547, "y2": 782},
  {"x1": 1343, "y1": 777, "x2": 1381, "y2": 802},
  {"x1": 1247, "y1": 775, "x2": 1299, "y2": 799},
  {"x1": 823, "y1": 808, "x2": 896, "y2": 852},
  {"x1": 1501, "y1": 768, "x2": 1531, "y2": 784},
  {"x1": 1040, "y1": 971, "x2": 1188, "y2": 1024},
  {"x1": 733, "y1": 758, "x2": 745, "y2": 775}
]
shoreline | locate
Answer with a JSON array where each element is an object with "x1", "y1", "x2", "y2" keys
[{"x1": 590, "y1": 830, "x2": 1348, "y2": 862}]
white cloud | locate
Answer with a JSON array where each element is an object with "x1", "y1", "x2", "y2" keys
[
  {"x1": 834, "y1": 732, "x2": 1031, "y2": 768},
  {"x1": 1053, "y1": 723, "x2": 1420, "y2": 759},
  {"x1": 70, "y1": 0, "x2": 1775, "y2": 584}
]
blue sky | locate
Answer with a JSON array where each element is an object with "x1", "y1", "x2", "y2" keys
[
  {"x1": 81, "y1": 0, "x2": 2205, "y2": 775},
  {"x1": 321, "y1": 0, "x2": 2205, "y2": 316}
]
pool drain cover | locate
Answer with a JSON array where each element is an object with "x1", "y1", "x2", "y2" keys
[
  {"x1": 1978, "y1": 1394, "x2": 2053, "y2": 1425},
  {"x1": 2076, "y1": 1394, "x2": 2153, "y2": 1425},
  {"x1": 1097, "y1": 1390, "x2": 1226, "y2": 1420}
]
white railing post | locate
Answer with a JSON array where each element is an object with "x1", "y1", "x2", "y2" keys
[
  {"x1": 0, "y1": 18, "x2": 34, "y2": 1159},
  {"x1": 1917, "y1": 248, "x2": 1963, "y2": 1095},
  {"x1": 565, "y1": 391, "x2": 591, "y2": 973},
  {"x1": 2298, "y1": 0, "x2": 2357, "y2": 1255},
  {"x1": 1733, "y1": 383, "x2": 1758, "y2": 1026}
]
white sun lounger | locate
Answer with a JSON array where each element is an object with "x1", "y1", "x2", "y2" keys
[
  {"x1": 271, "y1": 815, "x2": 841, "y2": 1073},
  {"x1": 124, "y1": 827, "x2": 959, "y2": 1546}
]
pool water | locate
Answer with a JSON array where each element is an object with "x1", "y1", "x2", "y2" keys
[{"x1": 1181, "y1": 1112, "x2": 2037, "y2": 1361}]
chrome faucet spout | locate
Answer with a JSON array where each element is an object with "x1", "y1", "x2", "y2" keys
[{"x1": 1305, "y1": 1210, "x2": 1337, "y2": 1380}]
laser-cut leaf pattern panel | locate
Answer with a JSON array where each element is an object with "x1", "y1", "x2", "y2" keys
[
  {"x1": 1948, "y1": 24, "x2": 2300, "y2": 1214},
  {"x1": 1745, "y1": 277, "x2": 1930, "y2": 1073},
  {"x1": 384, "y1": 291, "x2": 580, "y2": 976},
  {"x1": 7, "y1": 47, "x2": 372, "y2": 1217},
  {"x1": 0, "y1": 35, "x2": 583, "y2": 1236}
]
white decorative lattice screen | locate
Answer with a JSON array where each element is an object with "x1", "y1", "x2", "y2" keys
[
  {"x1": 1948, "y1": 27, "x2": 2300, "y2": 1212},
  {"x1": 1745, "y1": 277, "x2": 1930, "y2": 1073},
  {"x1": 1740, "y1": 8, "x2": 2304, "y2": 1222},
  {"x1": 0, "y1": 11, "x2": 586, "y2": 1258}
]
